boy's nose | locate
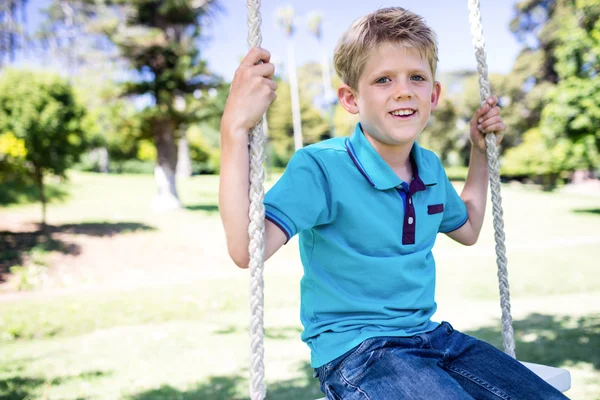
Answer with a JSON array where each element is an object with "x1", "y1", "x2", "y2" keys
[{"x1": 393, "y1": 82, "x2": 413, "y2": 99}]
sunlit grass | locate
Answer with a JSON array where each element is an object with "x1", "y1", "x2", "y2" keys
[{"x1": 0, "y1": 171, "x2": 599, "y2": 399}]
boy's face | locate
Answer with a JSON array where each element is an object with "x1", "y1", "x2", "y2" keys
[{"x1": 338, "y1": 42, "x2": 441, "y2": 149}]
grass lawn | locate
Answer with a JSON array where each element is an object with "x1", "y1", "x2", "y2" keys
[{"x1": 0, "y1": 171, "x2": 599, "y2": 399}]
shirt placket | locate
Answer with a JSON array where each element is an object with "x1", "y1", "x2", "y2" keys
[{"x1": 396, "y1": 182, "x2": 416, "y2": 245}]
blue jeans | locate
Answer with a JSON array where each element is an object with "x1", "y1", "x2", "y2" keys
[{"x1": 314, "y1": 322, "x2": 568, "y2": 399}]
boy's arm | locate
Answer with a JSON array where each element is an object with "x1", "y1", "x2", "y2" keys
[
  {"x1": 446, "y1": 96, "x2": 506, "y2": 246},
  {"x1": 219, "y1": 47, "x2": 286, "y2": 268},
  {"x1": 446, "y1": 148, "x2": 488, "y2": 246},
  {"x1": 219, "y1": 129, "x2": 287, "y2": 268}
]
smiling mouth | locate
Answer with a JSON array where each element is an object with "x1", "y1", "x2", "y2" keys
[{"x1": 389, "y1": 109, "x2": 417, "y2": 118}]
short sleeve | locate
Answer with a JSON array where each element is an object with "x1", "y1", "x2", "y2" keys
[
  {"x1": 438, "y1": 167, "x2": 468, "y2": 233},
  {"x1": 264, "y1": 150, "x2": 332, "y2": 241}
]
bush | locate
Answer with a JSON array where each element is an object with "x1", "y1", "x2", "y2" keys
[
  {"x1": 501, "y1": 128, "x2": 570, "y2": 190},
  {"x1": 111, "y1": 160, "x2": 156, "y2": 175}
]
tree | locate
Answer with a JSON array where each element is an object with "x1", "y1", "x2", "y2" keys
[
  {"x1": 97, "y1": 0, "x2": 220, "y2": 210},
  {"x1": 505, "y1": 0, "x2": 600, "y2": 186},
  {"x1": 539, "y1": 0, "x2": 600, "y2": 173},
  {"x1": 0, "y1": 69, "x2": 87, "y2": 227}
]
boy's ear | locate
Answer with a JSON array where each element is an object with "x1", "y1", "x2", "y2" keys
[
  {"x1": 337, "y1": 84, "x2": 359, "y2": 115},
  {"x1": 430, "y1": 81, "x2": 442, "y2": 110}
]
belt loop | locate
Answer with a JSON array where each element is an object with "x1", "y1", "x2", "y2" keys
[
  {"x1": 444, "y1": 321, "x2": 454, "y2": 334},
  {"x1": 414, "y1": 333, "x2": 431, "y2": 348}
]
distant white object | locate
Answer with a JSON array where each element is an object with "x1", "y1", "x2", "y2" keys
[{"x1": 313, "y1": 361, "x2": 571, "y2": 399}]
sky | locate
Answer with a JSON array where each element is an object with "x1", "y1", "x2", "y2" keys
[
  {"x1": 24, "y1": 0, "x2": 523, "y2": 82},
  {"x1": 200, "y1": 0, "x2": 523, "y2": 81}
]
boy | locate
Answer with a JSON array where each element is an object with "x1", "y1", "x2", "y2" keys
[{"x1": 219, "y1": 7, "x2": 567, "y2": 400}]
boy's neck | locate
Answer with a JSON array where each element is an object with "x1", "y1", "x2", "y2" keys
[{"x1": 364, "y1": 134, "x2": 414, "y2": 182}]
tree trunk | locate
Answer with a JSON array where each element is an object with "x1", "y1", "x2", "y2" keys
[
  {"x1": 34, "y1": 165, "x2": 47, "y2": 231},
  {"x1": 152, "y1": 118, "x2": 181, "y2": 211},
  {"x1": 98, "y1": 147, "x2": 109, "y2": 173},
  {"x1": 176, "y1": 126, "x2": 192, "y2": 178}
]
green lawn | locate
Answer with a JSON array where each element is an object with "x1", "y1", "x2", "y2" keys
[{"x1": 0, "y1": 171, "x2": 599, "y2": 399}]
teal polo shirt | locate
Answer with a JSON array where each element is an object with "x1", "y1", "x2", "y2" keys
[{"x1": 264, "y1": 123, "x2": 468, "y2": 368}]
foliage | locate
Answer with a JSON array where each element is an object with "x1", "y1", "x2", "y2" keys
[
  {"x1": 420, "y1": 98, "x2": 464, "y2": 166},
  {"x1": 504, "y1": 0, "x2": 600, "y2": 186},
  {"x1": 74, "y1": 77, "x2": 144, "y2": 167},
  {"x1": 266, "y1": 78, "x2": 330, "y2": 166},
  {"x1": 186, "y1": 125, "x2": 220, "y2": 174},
  {"x1": 538, "y1": 0, "x2": 600, "y2": 172},
  {"x1": 501, "y1": 128, "x2": 569, "y2": 189},
  {"x1": 0, "y1": 69, "x2": 87, "y2": 223},
  {"x1": 0, "y1": 131, "x2": 28, "y2": 182},
  {"x1": 99, "y1": 0, "x2": 221, "y2": 123},
  {"x1": 0, "y1": 69, "x2": 87, "y2": 176}
]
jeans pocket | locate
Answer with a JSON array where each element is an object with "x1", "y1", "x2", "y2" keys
[
  {"x1": 340, "y1": 342, "x2": 388, "y2": 385},
  {"x1": 331, "y1": 338, "x2": 373, "y2": 373}
]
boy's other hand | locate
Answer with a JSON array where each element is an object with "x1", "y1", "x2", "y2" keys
[
  {"x1": 222, "y1": 47, "x2": 277, "y2": 139},
  {"x1": 469, "y1": 96, "x2": 506, "y2": 153}
]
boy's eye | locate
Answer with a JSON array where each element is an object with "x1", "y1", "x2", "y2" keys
[
  {"x1": 375, "y1": 77, "x2": 391, "y2": 84},
  {"x1": 411, "y1": 75, "x2": 425, "y2": 81}
]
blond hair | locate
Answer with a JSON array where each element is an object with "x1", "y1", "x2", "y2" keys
[{"x1": 333, "y1": 7, "x2": 438, "y2": 90}]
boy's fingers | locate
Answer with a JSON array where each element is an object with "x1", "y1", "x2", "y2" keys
[
  {"x1": 480, "y1": 115, "x2": 502, "y2": 129},
  {"x1": 480, "y1": 118, "x2": 505, "y2": 132},
  {"x1": 263, "y1": 78, "x2": 277, "y2": 91},
  {"x1": 478, "y1": 105, "x2": 500, "y2": 123},
  {"x1": 253, "y1": 62, "x2": 275, "y2": 79},
  {"x1": 270, "y1": 79, "x2": 278, "y2": 90},
  {"x1": 487, "y1": 96, "x2": 498, "y2": 106},
  {"x1": 240, "y1": 47, "x2": 271, "y2": 68},
  {"x1": 475, "y1": 103, "x2": 489, "y2": 120}
]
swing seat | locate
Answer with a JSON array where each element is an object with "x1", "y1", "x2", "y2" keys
[
  {"x1": 521, "y1": 361, "x2": 571, "y2": 392},
  {"x1": 314, "y1": 361, "x2": 570, "y2": 399}
]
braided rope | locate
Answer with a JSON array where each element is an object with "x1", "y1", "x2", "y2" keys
[
  {"x1": 247, "y1": 1, "x2": 267, "y2": 398},
  {"x1": 467, "y1": 0, "x2": 516, "y2": 358}
]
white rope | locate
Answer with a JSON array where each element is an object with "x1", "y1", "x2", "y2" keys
[
  {"x1": 247, "y1": 1, "x2": 267, "y2": 399},
  {"x1": 467, "y1": 0, "x2": 516, "y2": 358}
]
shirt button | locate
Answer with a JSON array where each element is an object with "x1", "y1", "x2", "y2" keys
[
  {"x1": 408, "y1": 217, "x2": 414, "y2": 224},
  {"x1": 408, "y1": 198, "x2": 412, "y2": 204}
]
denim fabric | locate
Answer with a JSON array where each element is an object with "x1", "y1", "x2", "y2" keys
[{"x1": 314, "y1": 322, "x2": 568, "y2": 399}]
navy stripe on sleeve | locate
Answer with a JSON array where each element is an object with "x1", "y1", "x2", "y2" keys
[{"x1": 265, "y1": 210, "x2": 292, "y2": 242}]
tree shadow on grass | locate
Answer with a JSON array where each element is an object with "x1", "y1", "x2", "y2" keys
[
  {"x1": 0, "y1": 370, "x2": 112, "y2": 400},
  {"x1": 0, "y1": 180, "x2": 69, "y2": 206},
  {"x1": 45, "y1": 222, "x2": 156, "y2": 237},
  {"x1": 0, "y1": 222, "x2": 155, "y2": 282},
  {"x1": 571, "y1": 208, "x2": 600, "y2": 216},
  {"x1": 129, "y1": 361, "x2": 323, "y2": 400},
  {"x1": 184, "y1": 204, "x2": 219, "y2": 213},
  {"x1": 465, "y1": 313, "x2": 600, "y2": 370},
  {"x1": 213, "y1": 325, "x2": 303, "y2": 340}
]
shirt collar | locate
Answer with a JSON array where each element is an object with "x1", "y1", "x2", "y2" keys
[{"x1": 345, "y1": 123, "x2": 437, "y2": 191}]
